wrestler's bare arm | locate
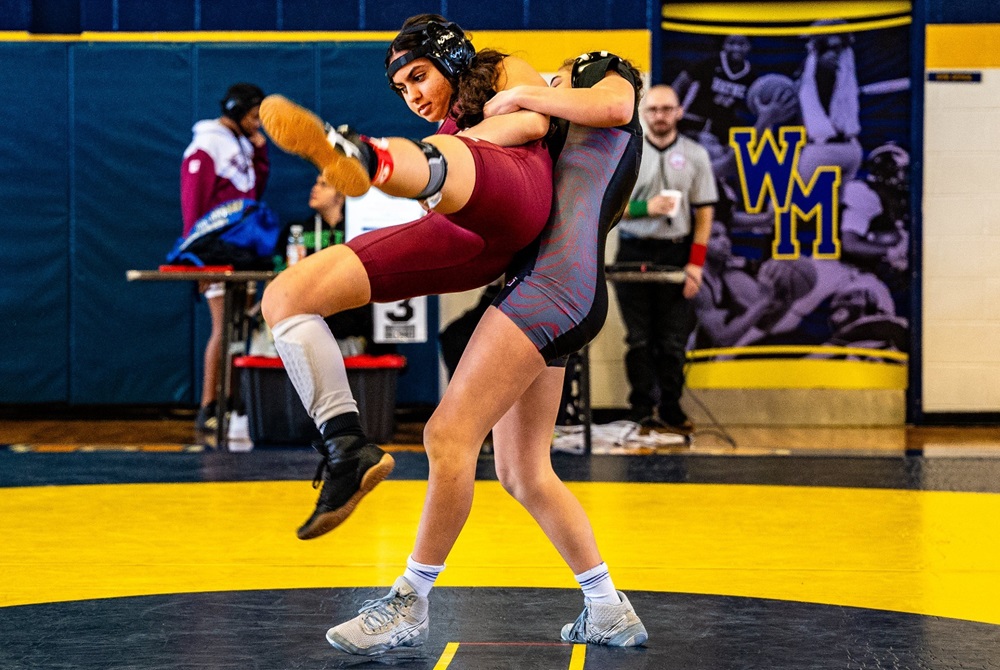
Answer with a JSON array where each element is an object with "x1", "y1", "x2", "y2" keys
[{"x1": 484, "y1": 69, "x2": 634, "y2": 128}]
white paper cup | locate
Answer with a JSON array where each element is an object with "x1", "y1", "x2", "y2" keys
[{"x1": 660, "y1": 189, "x2": 682, "y2": 217}]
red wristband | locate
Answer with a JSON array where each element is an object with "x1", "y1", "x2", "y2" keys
[
  {"x1": 688, "y1": 243, "x2": 707, "y2": 267},
  {"x1": 361, "y1": 135, "x2": 394, "y2": 186}
]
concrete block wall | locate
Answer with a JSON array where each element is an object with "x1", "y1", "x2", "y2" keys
[{"x1": 922, "y1": 25, "x2": 1000, "y2": 412}]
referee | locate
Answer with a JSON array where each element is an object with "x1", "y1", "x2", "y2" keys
[{"x1": 614, "y1": 84, "x2": 718, "y2": 434}]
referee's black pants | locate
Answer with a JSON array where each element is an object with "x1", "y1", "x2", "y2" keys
[{"x1": 613, "y1": 237, "x2": 695, "y2": 425}]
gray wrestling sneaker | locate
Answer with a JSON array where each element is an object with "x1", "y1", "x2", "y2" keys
[
  {"x1": 561, "y1": 591, "x2": 648, "y2": 647},
  {"x1": 326, "y1": 576, "x2": 429, "y2": 655}
]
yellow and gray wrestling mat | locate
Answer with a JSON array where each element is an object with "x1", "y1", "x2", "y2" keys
[{"x1": 2, "y1": 446, "x2": 1000, "y2": 668}]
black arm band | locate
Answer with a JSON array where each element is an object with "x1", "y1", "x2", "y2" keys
[{"x1": 410, "y1": 139, "x2": 449, "y2": 204}]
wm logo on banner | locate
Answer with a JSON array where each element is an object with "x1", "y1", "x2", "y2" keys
[{"x1": 730, "y1": 127, "x2": 841, "y2": 259}]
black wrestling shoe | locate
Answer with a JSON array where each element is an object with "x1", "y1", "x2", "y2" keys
[{"x1": 297, "y1": 436, "x2": 395, "y2": 540}]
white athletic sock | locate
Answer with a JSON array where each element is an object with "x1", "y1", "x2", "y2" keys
[
  {"x1": 403, "y1": 555, "x2": 445, "y2": 598},
  {"x1": 574, "y1": 562, "x2": 621, "y2": 605},
  {"x1": 271, "y1": 314, "x2": 358, "y2": 425}
]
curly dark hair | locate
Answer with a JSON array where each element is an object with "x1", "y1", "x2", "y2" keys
[{"x1": 387, "y1": 14, "x2": 507, "y2": 130}]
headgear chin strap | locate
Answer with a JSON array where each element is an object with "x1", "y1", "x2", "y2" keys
[{"x1": 386, "y1": 20, "x2": 475, "y2": 92}]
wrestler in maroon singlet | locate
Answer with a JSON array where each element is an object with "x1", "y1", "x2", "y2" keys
[{"x1": 346, "y1": 117, "x2": 552, "y2": 303}]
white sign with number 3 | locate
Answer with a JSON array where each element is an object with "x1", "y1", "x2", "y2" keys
[{"x1": 374, "y1": 298, "x2": 427, "y2": 343}]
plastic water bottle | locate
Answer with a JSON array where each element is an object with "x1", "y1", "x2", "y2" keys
[{"x1": 286, "y1": 224, "x2": 306, "y2": 267}]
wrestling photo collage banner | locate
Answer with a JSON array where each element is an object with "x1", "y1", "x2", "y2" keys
[{"x1": 659, "y1": 1, "x2": 912, "y2": 389}]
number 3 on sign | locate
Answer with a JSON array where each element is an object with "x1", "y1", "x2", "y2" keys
[{"x1": 373, "y1": 297, "x2": 427, "y2": 343}]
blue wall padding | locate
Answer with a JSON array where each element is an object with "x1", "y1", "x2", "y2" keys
[
  {"x1": 0, "y1": 0, "x2": 31, "y2": 30},
  {"x1": 80, "y1": 0, "x2": 112, "y2": 32},
  {"x1": 115, "y1": 3, "x2": 196, "y2": 32},
  {"x1": 281, "y1": 1, "x2": 362, "y2": 31},
  {"x1": 529, "y1": 0, "x2": 644, "y2": 29},
  {"x1": 926, "y1": 0, "x2": 1000, "y2": 23},
  {"x1": 0, "y1": 44, "x2": 71, "y2": 402},
  {"x1": 318, "y1": 42, "x2": 429, "y2": 138},
  {"x1": 0, "y1": 39, "x2": 445, "y2": 405},
  {"x1": 70, "y1": 45, "x2": 196, "y2": 403},
  {"x1": 29, "y1": 0, "x2": 80, "y2": 33},
  {"x1": 8, "y1": 0, "x2": 653, "y2": 32},
  {"x1": 365, "y1": 1, "x2": 444, "y2": 30},
  {"x1": 424, "y1": 5, "x2": 526, "y2": 30},
  {"x1": 11, "y1": 0, "x2": 1000, "y2": 34},
  {"x1": 201, "y1": 0, "x2": 279, "y2": 31}
]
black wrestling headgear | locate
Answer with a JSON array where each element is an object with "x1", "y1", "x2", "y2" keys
[
  {"x1": 220, "y1": 82, "x2": 265, "y2": 122},
  {"x1": 385, "y1": 20, "x2": 475, "y2": 92},
  {"x1": 571, "y1": 51, "x2": 616, "y2": 87}
]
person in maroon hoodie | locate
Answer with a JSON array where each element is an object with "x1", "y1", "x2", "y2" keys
[{"x1": 180, "y1": 82, "x2": 270, "y2": 432}]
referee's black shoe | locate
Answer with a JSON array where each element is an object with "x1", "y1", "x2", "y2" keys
[{"x1": 297, "y1": 436, "x2": 395, "y2": 540}]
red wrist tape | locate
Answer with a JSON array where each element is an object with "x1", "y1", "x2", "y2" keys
[{"x1": 689, "y1": 243, "x2": 707, "y2": 267}]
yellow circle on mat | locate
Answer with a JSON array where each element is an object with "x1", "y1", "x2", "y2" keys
[{"x1": 3, "y1": 480, "x2": 999, "y2": 625}]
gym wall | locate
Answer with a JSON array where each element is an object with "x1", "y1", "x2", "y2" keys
[
  {"x1": 3, "y1": 0, "x2": 1000, "y2": 421},
  {"x1": 0, "y1": 39, "x2": 432, "y2": 405},
  {"x1": 921, "y1": 24, "x2": 1000, "y2": 414}
]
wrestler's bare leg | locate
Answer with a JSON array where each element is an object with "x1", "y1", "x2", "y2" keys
[{"x1": 262, "y1": 244, "x2": 393, "y2": 541}]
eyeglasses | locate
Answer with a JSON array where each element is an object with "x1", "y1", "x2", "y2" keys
[{"x1": 644, "y1": 106, "x2": 678, "y2": 115}]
